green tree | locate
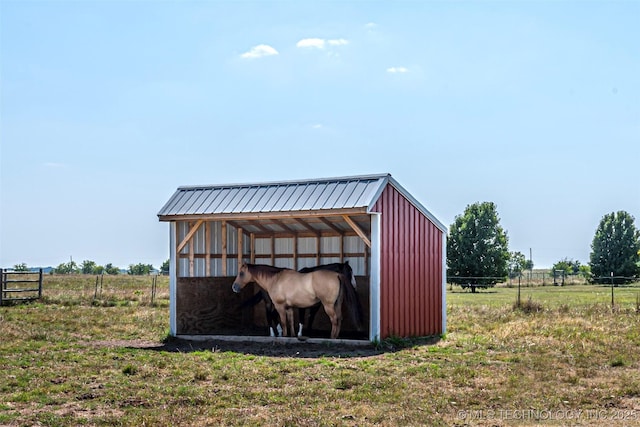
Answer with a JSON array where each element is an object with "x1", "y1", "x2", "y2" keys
[
  {"x1": 552, "y1": 258, "x2": 581, "y2": 276},
  {"x1": 128, "y1": 263, "x2": 153, "y2": 275},
  {"x1": 160, "y1": 259, "x2": 170, "y2": 275},
  {"x1": 447, "y1": 202, "x2": 509, "y2": 292},
  {"x1": 80, "y1": 260, "x2": 98, "y2": 274},
  {"x1": 508, "y1": 251, "x2": 527, "y2": 279},
  {"x1": 104, "y1": 263, "x2": 120, "y2": 275},
  {"x1": 13, "y1": 263, "x2": 29, "y2": 272},
  {"x1": 589, "y1": 211, "x2": 640, "y2": 284},
  {"x1": 54, "y1": 261, "x2": 78, "y2": 274}
]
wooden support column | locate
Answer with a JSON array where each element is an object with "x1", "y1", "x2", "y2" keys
[
  {"x1": 237, "y1": 227, "x2": 244, "y2": 268},
  {"x1": 205, "y1": 221, "x2": 211, "y2": 277},
  {"x1": 250, "y1": 233, "x2": 256, "y2": 263},
  {"x1": 221, "y1": 221, "x2": 227, "y2": 276},
  {"x1": 316, "y1": 235, "x2": 321, "y2": 264},
  {"x1": 339, "y1": 234, "x2": 344, "y2": 262},
  {"x1": 293, "y1": 235, "x2": 298, "y2": 270},
  {"x1": 270, "y1": 236, "x2": 275, "y2": 265},
  {"x1": 188, "y1": 222, "x2": 195, "y2": 277}
]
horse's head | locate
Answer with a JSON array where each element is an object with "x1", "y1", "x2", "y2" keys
[{"x1": 232, "y1": 264, "x2": 253, "y2": 293}]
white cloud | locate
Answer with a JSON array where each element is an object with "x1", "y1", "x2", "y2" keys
[
  {"x1": 296, "y1": 38, "x2": 326, "y2": 49},
  {"x1": 387, "y1": 66, "x2": 409, "y2": 73},
  {"x1": 365, "y1": 22, "x2": 377, "y2": 29},
  {"x1": 311, "y1": 124, "x2": 323, "y2": 129},
  {"x1": 296, "y1": 38, "x2": 349, "y2": 49},
  {"x1": 240, "y1": 44, "x2": 279, "y2": 59}
]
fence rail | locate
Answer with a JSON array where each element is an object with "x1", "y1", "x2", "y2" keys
[{"x1": 0, "y1": 268, "x2": 43, "y2": 305}]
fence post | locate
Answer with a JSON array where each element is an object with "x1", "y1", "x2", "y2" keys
[
  {"x1": 610, "y1": 272, "x2": 614, "y2": 309},
  {"x1": 0, "y1": 268, "x2": 4, "y2": 305},
  {"x1": 38, "y1": 268, "x2": 43, "y2": 299}
]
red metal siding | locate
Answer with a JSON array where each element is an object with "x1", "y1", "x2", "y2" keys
[{"x1": 372, "y1": 184, "x2": 443, "y2": 338}]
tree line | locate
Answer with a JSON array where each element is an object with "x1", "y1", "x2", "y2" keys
[
  {"x1": 447, "y1": 203, "x2": 640, "y2": 291},
  {"x1": 12, "y1": 260, "x2": 171, "y2": 276}
]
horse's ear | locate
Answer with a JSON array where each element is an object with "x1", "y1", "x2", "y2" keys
[{"x1": 344, "y1": 260, "x2": 350, "y2": 266}]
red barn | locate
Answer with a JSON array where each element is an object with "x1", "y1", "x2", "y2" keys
[{"x1": 158, "y1": 173, "x2": 447, "y2": 342}]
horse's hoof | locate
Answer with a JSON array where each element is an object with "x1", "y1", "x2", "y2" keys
[{"x1": 297, "y1": 335, "x2": 309, "y2": 342}]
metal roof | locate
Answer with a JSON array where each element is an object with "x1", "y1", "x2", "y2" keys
[
  {"x1": 158, "y1": 174, "x2": 389, "y2": 217},
  {"x1": 158, "y1": 173, "x2": 446, "y2": 232}
]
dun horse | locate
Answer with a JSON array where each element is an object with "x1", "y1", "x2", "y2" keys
[
  {"x1": 232, "y1": 263, "x2": 353, "y2": 339},
  {"x1": 241, "y1": 262, "x2": 359, "y2": 337}
]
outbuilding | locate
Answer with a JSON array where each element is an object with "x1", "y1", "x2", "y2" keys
[{"x1": 157, "y1": 173, "x2": 447, "y2": 342}]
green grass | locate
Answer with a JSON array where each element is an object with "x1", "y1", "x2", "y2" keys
[{"x1": 1, "y1": 276, "x2": 639, "y2": 425}]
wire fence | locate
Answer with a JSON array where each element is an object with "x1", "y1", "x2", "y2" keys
[{"x1": 448, "y1": 273, "x2": 640, "y2": 288}]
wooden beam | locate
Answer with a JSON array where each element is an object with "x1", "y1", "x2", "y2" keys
[
  {"x1": 159, "y1": 208, "x2": 368, "y2": 222},
  {"x1": 293, "y1": 218, "x2": 319, "y2": 235},
  {"x1": 342, "y1": 215, "x2": 371, "y2": 248},
  {"x1": 319, "y1": 217, "x2": 343, "y2": 234},
  {"x1": 272, "y1": 219, "x2": 296, "y2": 234},
  {"x1": 176, "y1": 219, "x2": 204, "y2": 253}
]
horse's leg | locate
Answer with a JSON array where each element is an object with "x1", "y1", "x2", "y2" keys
[
  {"x1": 306, "y1": 304, "x2": 321, "y2": 336},
  {"x1": 274, "y1": 304, "x2": 288, "y2": 337},
  {"x1": 297, "y1": 308, "x2": 306, "y2": 337},
  {"x1": 322, "y1": 304, "x2": 341, "y2": 339},
  {"x1": 287, "y1": 307, "x2": 295, "y2": 338}
]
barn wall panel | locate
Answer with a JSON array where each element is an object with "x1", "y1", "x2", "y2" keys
[{"x1": 372, "y1": 184, "x2": 443, "y2": 338}]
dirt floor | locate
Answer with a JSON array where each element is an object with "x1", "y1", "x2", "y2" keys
[{"x1": 87, "y1": 337, "x2": 389, "y2": 358}]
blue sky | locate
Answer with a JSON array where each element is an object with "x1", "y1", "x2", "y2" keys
[{"x1": 1, "y1": 1, "x2": 638, "y2": 270}]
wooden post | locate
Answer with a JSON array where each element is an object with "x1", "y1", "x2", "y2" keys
[
  {"x1": 189, "y1": 221, "x2": 195, "y2": 277},
  {"x1": 237, "y1": 227, "x2": 244, "y2": 268},
  {"x1": 293, "y1": 235, "x2": 298, "y2": 270},
  {"x1": 1, "y1": 268, "x2": 4, "y2": 305},
  {"x1": 316, "y1": 235, "x2": 321, "y2": 265},
  {"x1": 221, "y1": 221, "x2": 227, "y2": 276},
  {"x1": 250, "y1": 233, "x2": 256, "y2": 264},
  {"x1": 339, "y1": 235, "x2": 344, "y2": 262},
  {"x1": 270, "y1": 236, "x2": 275, "y2": 265},
  {"x1": 38, "y1": 268, "x2": 43, "y2": 299},
  {"x1": 205, "y1": 221, "x2": 211, "y2": 277}
]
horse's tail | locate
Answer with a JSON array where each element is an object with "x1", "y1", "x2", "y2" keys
[{"x1": 339, "y1": 273, "x2": 364, "y2": 330}]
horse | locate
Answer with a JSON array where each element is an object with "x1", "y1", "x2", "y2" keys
[
  {"x1": 240, "y1": 262, "x2": 361, "y2": 337},
  {"x1": 298, "y1": 262, "x2": 358, "y2": 336},
  {"x1": 232, "y1": 263, "x2": 352, "y2": 339}
]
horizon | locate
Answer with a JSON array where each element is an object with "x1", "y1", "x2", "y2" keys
[{"x1": 1, "y1": 1, "x2": 638, "y2": 270}]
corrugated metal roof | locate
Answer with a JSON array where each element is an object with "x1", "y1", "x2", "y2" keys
[
  {"x1": 158, "y1": 174, "x2": 391, "y2": 218},
  {"x1": 157, "y1": 173, "x2": 446, "y2": 233}
]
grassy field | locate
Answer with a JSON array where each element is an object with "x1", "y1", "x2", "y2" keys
[{"x1": 1, "y1": 275, "x2": 639, "y2": 426}]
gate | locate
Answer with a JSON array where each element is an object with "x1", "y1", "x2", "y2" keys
[{"x1": 0, "y1": 268, "x2": 43, "y2": 305}]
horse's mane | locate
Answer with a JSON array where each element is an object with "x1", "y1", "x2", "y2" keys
[
  {"x1": 245, "y1": 263, "x2": 290, "y2": 279},
  {"x1": 299, "y1": 261, "x2": 353, "y2": 280}
]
